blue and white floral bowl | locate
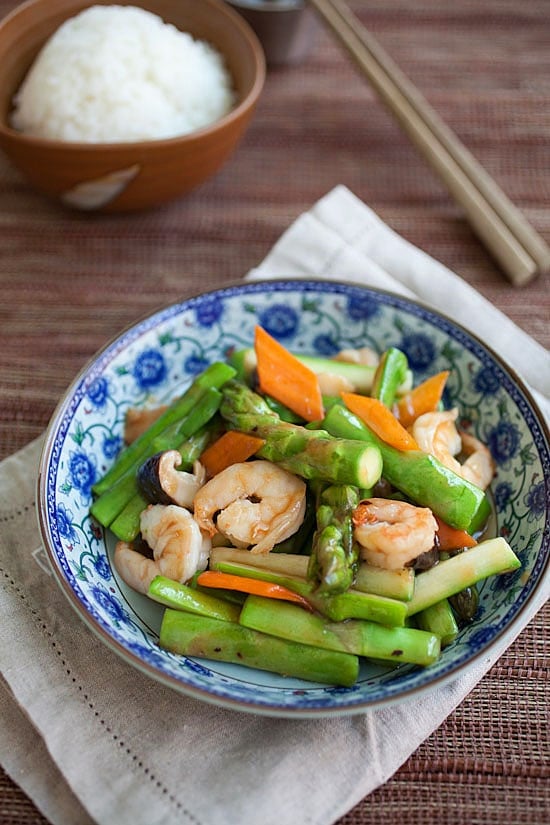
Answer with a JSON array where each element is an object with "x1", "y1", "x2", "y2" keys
[{"x1": 37, "y1": 280, "x2": 549, "y2": 717}]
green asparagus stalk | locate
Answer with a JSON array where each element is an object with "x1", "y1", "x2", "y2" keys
[
  {"x1": 406, "y1": 537, "x2": 520, "y2": 616},
  {"x1": 92, "y1": 362, "x2": 236, "y2": 495},
  {"x1": 257, "y1": 430, "x2": 383, "y2": 489},
  {"x1": 209, "y1": 558, "x2": 408, "y2": 626},
  {"x1": 159, "y1": 609, "x2": 360, "y2": 686},
  {"x1": 263, "y1": 394, "x2": 305, "y2": 423},
  {"x1": 229, "y1": 347, "x2": 377, "y2": 393},
  {"x1": 354, "y1": 563, "x2": 415, "y2": 601},
  {"x1": 90, "y1": 469, "x2": 141, "y2": 529},
  {"x1": 91, "y1": 387, "x2": 223, "y2": 529},
  {"x1": 148, "y1": 576, "x2": 241, "y2": 623},
  {"x1": 220, "y1": 378, "x2": 289, "y2": 429},
  {"x1": 220, "y1": 380, "x2": 383, "y2": 489},
  {"x1": 371, "y1": 347, "x2": 409, "y2": 407},
  {"x1": 210, "y1": 547, "x2": 312, "y2": 577},
  {"x1": 322, "y1": 403, "x2": 491, "y2": 532},
  {"x1": 149, "y1": 415, "x2": 222, "y2": 454},
  {"x1": 415, "y1": 599, "x2": 459, "y2": 646},
  {"x1": 308, "y1": 484, "x2": 361, "y2": 594},
  {"x1": 240, "y1": 595, "x2": 441, "y2": 666},
  {"x1": 106, "y1": 491, "x2": 149, "y2": 540},
  {"x1": 107, "y1": 423, "x2": 217, "y2": 542},
  {"x1": 209, "y1": 547, "x2": 415, "y2": 601}
]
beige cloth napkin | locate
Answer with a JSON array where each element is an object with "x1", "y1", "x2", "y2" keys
[{"x1": 1, "y1": 186, "x2": 548, "y2": 825}]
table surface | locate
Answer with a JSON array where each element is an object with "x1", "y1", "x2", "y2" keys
[{"x1": 1, "y1": 1, "x2": 548, "y2": 823}]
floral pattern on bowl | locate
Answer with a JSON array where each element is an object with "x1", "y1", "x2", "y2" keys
[{"x1": 37, "y1": 280, "x2": 550, "y2": 717}]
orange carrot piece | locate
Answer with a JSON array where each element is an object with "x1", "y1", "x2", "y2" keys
[
  {"x1": 341, "y1": 392, "x2": 419, "y2": 451},
  {"x1": 435, "y1": 515, "x2": 478, "y2": 551},
  {"x1": 396, "y1": 371, "x2": 450, "y2": 428},
  {"x1": 254, "y1": 326, "x2": 324, "y2": 423},
  {"x1": 200, "y1": 430, "x2": 265, "y2": 478},
  {"x1": 196, "y1": 571, "x2": 313, "y2": 611}
]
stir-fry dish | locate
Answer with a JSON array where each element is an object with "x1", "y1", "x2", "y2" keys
[{"x1": 90, "y1": 326, "x2": 520, "y2": 687}]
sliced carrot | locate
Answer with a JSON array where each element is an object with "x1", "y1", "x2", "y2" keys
[
  {"x1": 435, "y1": 515, "x2": 478, "y2": 551},
  {"x1": 254, "y1": 326, "x2": 324, "y2": 423},
  {"x1": 396, "y1": 371, "x2": 450, "y2": 428},
  {"x1": 199, "y1": 430, "x2": 266, "y2": 478},
  {"x1": 341, "y1": 392, "x2": 419, "y2": 451},
  {"x1": 196, "y1": 571, "x2": 313, "y2": 611}
]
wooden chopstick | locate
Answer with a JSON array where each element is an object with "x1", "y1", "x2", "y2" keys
[{"x1": 309, "y1": 0, "x2": 550, "y2": 286}]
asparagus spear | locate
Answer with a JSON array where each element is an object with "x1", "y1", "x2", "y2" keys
[
  {"x1": 92, "y1": 362, "x2": 236, "y2": 495},
  {"x1": 406, "y1": 537, "x2": 520, "y2": 616},
  {"x1": 263, "y1": 394, "x2": 304, "y2": 423},
  {"x1": 415, "y1": 599, "x2": 459, "y2": 646},
  {"x1": 159, "y1": 609, "x2": 360, "y2": 687},
  {"x1": 209, "y1": 547, "x2": 415, "y2": 601},
  {"x1": 220, "y1": 380, "x2": 383, "y2": 489},
  {"x1": 148, "y1": 575, "x2": 241, "y2": 623},
  {"x1": 240, "y1": 595, "x2": 441, "y2": 666},
  {"x1": 91, "y1": 387, "x2": 222, "y2": 529},
  {"x1": 354, "y1": 562, "x2": 415, "y2": 601},
  {"x1": 371, "y1": 347, "x2": 409, "y2": 407},
  {"x1": 210, "y1": 547, "x2": 312, "y2": 577},
  {"x1": 308, "y1": 484, "x2": 361, "y2": 594},
  {"x1": 209, "y1": 558, "x2": 408, "y2": 626},
  {"x1": 322, "y1": 403, "x2": 491, "y2": 532}
]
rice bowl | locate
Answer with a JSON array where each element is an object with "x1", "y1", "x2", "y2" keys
[
  {"x1": 0, "y1": 0, "x2": 265, "y2": 210},
  {"x1": 10, "y1": 4, "x2": 236, "y2": 142}
]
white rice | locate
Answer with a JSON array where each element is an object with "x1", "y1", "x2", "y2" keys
[{"x1": 10, "y1": 5, "x2": 236, "y2": 143}]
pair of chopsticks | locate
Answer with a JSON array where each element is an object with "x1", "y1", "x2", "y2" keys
[{"x1": 309, "y1": 0, "x2": 550, "y2": 286}]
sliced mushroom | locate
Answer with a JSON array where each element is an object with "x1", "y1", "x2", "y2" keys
[
  {"x1": 449, "y1": 585, "x2": 479, "y2": 623},
  {"x1": 137, "y1": 450, "x2": 205, "y2": 508},
  {"x1": 411, "y1": 546, "x2": 440, "y2": 571}
]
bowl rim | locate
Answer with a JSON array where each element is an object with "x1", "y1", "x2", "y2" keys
[
  {"x1": 227, "y1": 0, "x2": 308, "y2": 12},
  {"x1": 0, "y1": 0, "x2": 266, "y2": 149},
  {"x1": 36, "y1": 278, "x2": 550, "y2": 717}
]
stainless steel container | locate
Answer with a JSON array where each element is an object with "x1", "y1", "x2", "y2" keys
[{"x1": 227, "y1": 1, "x2": 318, "y2": 67}]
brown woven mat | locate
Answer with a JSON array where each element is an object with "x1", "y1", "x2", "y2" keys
[{"x1": 0, "y1": 0, "x2": 548, "y2": 822}]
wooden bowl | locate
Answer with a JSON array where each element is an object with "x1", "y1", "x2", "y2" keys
[{"x1": 0, "y1": 0, "x2": 265, "y2": 211}]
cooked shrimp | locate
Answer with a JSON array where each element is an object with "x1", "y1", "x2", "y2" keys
[
  {"x1": 460, "y1": 432, "x2": 496, "y2": 490},
  {"x1": 114, "y1": 541, "x2": 160, "y2": 595},
  {"x1": 159, "y1": 454, "x2": 206, "y2": 509},
  {"x1": 412, "y1": 409, "x2": 495, "y2": 490},
  {"x1": 353, "y1": 498, "x2": 438, "y2": 570},
  {"x1": 333, "y1": 347, "x2": 380, "y2": 367},
  {"x1": 413, "y1": 408, "x2": 462, "y2": 462},
  {"x1": 140, "y1": 504, "x2": 210, "y2": 583},
  {"x1": 316, "y1": 348, "x2": 382, "y2": 394},
  {"x1": 193, "y1": 460, "x2": 307, "y2": 554},
  {"x1": 137, "y1": 450, "x2": 206, "y2": 509},
  {"x1": 333, "y1": 347, "x2": 412, "y2": 395},
  {"x1": 316, "y1": 372, "x2": 355, "y2": 395}
]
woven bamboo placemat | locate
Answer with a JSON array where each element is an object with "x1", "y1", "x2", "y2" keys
[{"x1": 0, "y1": 1, "x2": 548, "y2": 822}]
